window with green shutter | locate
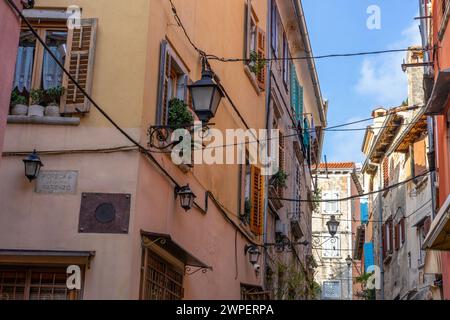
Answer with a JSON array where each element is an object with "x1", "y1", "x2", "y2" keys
[{"x1": 289, "y1": 62, "x2": 303, "y2": 122}]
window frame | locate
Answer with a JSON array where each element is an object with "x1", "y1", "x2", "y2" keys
[
  {"x1": 14, "y1": 21, "x2": 68, "y2": 96},
  {"x1": 322, "y1": 280, "x2": 342, "y2": 299},
  {"x1": 157, "y1": 40, "x2": 192, "y2": 126},
  {"x1": 322, "y1": 191, "x2": 340, "y2": 215},
  {"x1": 140, "y1": 247, "x2": 184, "y2": 300},
  {"x1": 0, "y1": 265, "x2": 83, "y2": 300}
]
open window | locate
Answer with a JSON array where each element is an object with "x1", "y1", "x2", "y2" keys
[
  {"x1": 12, "y1": 15, "x2": 97, "y2": 115},
  {"x1": 156, "y1": 40, "x2": 192, "y2": 126},
  {"x1": 245, "y1": 0, "x2": 266, "y2": 91}
]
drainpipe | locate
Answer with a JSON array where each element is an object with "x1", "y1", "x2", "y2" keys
[{"x1": 378, "y1": 164, "x2": 385, "y2": 300}]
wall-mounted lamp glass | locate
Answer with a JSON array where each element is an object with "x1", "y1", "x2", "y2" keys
[
  {"x1": 23, "y1": 149, "x2": 43, "y2": 182},
  {"x1": 175, "y1": 184, "x2": 196, "y2": 212}
]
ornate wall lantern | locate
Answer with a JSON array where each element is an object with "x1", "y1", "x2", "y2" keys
[
  {"x1": 23, "y1": 150, "x2": 43, "y2": 182},
  {"x1": 175, "y1": 184, "x2": 196, "y2": 212}
]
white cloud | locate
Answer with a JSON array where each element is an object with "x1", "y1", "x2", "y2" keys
[{"x1": 355, "y1": 21, "x2": 422, "y2": 107}]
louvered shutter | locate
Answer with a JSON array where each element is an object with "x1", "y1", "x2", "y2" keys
[
  {"x1": 61, "y1": 18, "x2": 98, "y2": 114},
  {"x1": 303, "y1": 118, "x2": 310, "y2": 152},
  {"x1": 290, "y1": 61, "x2": 298, "y2": 112},
  {"x1": 250, "y1": 165, "x2": 264, "y2": 235},
  {"x1": 383, "y1": 158, "x2": 389, "y2": 188},
  {"x1": 298, "y1": 85, "x2": 304, "y2": 120},
  {"x1": 256, "y1": 27, "x2": 266, "y2": 90},
  {"x1": 156, "y1": 40, "x2": 171, "y2": 125},
  {"x1": 244, "y1": 0, "x2": 251, "y2": 59},
  {"x1": 388, "y1": 220, "x2": 394, "y2": 253}
]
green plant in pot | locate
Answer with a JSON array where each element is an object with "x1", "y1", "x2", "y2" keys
[
  {"x1": 9, "y1": 89, "x2": 28, "y2": 116},
  {"x1": 28, "y1": 88, "x2": 45, "y2": 117},
  {"x1": 249, "y1": 50, "x2": 266, "y2": 77},
  {"x1": 168, "y1": 98, "x2": 194, "y2": 129},
  {"x1": 44, "y1": 86, "x2": 65, "y2": 117},
  {"x1": 270, "y1": 169, "x2": 289, "y2": 189}
]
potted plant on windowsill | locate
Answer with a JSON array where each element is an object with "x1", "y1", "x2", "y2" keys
[
  {"x1": 28, "y1": 88, "x2": 45, "y2": 117},
  {"x1": 168, "y1": 98, "x2": 194, "y2": 130},
  {"x1": 167, "y1": 98, "x2": 195, "y2": 172},
  {"x1": 9, "y1": 89, "x2": 28, "y2": 116},
  {"x1": 248, "y1": 50, "x2": 266, "y2": 79},
  {"x1": 44, "y1": 86, "x2": 65, "y2": 117},
  {"x1": 270, "y1": 169, "x2": 289, "y2": 189}
]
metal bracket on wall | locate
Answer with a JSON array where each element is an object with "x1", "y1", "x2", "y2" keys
[{"x1": 184, "y1": 266, "x2": 213, "y2": 276}]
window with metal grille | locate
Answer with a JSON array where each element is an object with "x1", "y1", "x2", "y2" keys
[
  {"x1": 141, "y1": 249, "x2": 184, "y2": 300},
  {"x1": 0, "y1": 267, "x2": 81, "y2": 300},
  {"x1": 241, "y1": 284, "x2": 270, "y2": 300}
]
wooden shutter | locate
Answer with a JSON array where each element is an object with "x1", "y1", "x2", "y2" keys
[
  {"x1": 61, "y1": 19, "x2": 98, "y2": 114},
  {"x1": 383, "y1": 158, "x2": 389, "y2": 188},
  {"x1": 298, "y1": 85, "x2": 304, "y2": 119},
  {"x1": 250, "y1": 165, "x2": 264, "y2": 235},
  {"x1": 244, "y1": 0, "x2": 251, "y2": 60},
  {"x1": 413, "y1": 139, "x2": 427, "y2": 175},
  {"x1": 388, "y1": 220, "x2": 394, "y2": 253},
  {"x1": 156, "y1": 40, "x2": 171, "y2": 125},
  {"x1": 256, "y1": 27, "x2": 266, "y2": 90}
]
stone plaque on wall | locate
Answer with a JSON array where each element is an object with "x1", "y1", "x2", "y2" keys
[{"x1": 35, "y1": 170, "x2": 78, "y2": 194}]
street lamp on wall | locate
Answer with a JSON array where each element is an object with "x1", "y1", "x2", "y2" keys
[
  {"x1": 244, "y1": 244, "x2": 261, "y2": 265},
  {"x1": 23, "y1": 150, "x2": 43, "y2": 182},
  {"x1": 175, "y1": 184, "x2": 196, "y2": 212},
  {"x1": 346, "y1": 255, "x2": 353, "y2": 268},
  {"x1": 188, "y1": 63, "x2": 224, "y2": 124},
  {"x1": 326, "y1": 215, "x2": 340, "y2": 237}
]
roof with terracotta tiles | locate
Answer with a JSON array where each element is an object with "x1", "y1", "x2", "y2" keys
[{"x1": 314, "y1": 162, "x2": 356, "y2": 170}]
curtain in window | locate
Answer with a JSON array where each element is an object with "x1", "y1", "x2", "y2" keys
[
  {"x1": 13, "y1": 46, "x2": 34, "y2": 92},
  {"x1": 42, "y1": 46, "x2": 64, "y2": 89}
]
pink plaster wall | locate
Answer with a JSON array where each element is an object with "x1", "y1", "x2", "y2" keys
[{"x1": 0, "y1": 0, "x2": 21, "y2": 162}]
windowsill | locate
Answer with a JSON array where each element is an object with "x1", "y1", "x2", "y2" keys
[
  {"x1": 244, "y1": 65, "x2": 262, "y2": 95},
  {"x1": 7, "y1": 115, "x2": 80, "y2": 126}
]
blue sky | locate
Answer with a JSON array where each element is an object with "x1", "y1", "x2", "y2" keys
[{"x1": 302, "y1": 0, "x2": 421, "y2": 163}]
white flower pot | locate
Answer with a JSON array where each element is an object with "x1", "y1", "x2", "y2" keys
[
  {"x1": 28, "y1": 105, "x2": 45, "y2": 117},
  {"x1": 10, "y1": 104, "x2": 28, "y2": 116},
  {"x1": 45, "y1": 104, "x2": 60, "y2": 117}
]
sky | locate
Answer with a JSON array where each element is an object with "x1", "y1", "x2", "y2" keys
[{"x1": 302, "y1": 0, "x2": 422, "y2": 163}]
